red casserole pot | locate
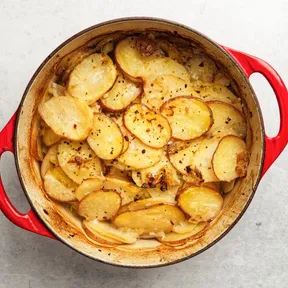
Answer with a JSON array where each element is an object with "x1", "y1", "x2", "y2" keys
[{"x1": 0, "y1": 18, "x2": 288, "y2": 268}]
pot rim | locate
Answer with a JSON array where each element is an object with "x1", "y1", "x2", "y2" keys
[{"x1": 13, "y1": 16, "x2": 265, "y2": 268}]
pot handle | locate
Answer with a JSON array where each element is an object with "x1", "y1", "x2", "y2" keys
[
  {"x1": 224, "y1": 47, "x2": 288, "y2": 178},
  {"x1": 0, "y1": 113, "x2": 55, "y2": 239}
]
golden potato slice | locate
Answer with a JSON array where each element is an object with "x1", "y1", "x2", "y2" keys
[
  {"x1": 83, "y1": 221, "x2": 122, "y2": 245},
  {"x1": 178, "y1": 186, "x2": 223, "y2": 222},
  {"x1": 67, "y1": 53, "x2": 117, "y2": 105},
  {"x1": 193, "y1": 83, "x2": 242, "y2": 111},
  {"x1": 185, "y1": 55, "x2": 217, "y2": 82},
  {"x1": 207, "y1": 101, "x2": 247, "y2": 138},
  {"x1": 146, "y1": 186, "x2": 180, "y2": 202},
  {"x1": 172, "y1": 221, "x2": 198, "y2": 234},
  {"x1": 142, "y1": 75, "x2": 198, "y2": 111},
  {"x1": 43, "y1": 167, "x2": 77, "y2": 202},
  {"x1": 42, "y1": 127, "x2": 61, "y2": 147},
  {"x1": 38, "y1": 96, "x2": 93, "y2": 141},
  {"x1": 99, "y1": 74, "x2": 142, "y2": 111},
  {"x1": 83, "y1": 219, "x2": 138, "y2": 244},
  {"x1": 57, "y1": 139, "x2": 103, "y2": 184},
  {"x1": 87, "y1": 113, "x2": 123, "y2": 160},
  {"x1": 104, "y1": 159, "x2": 136, "y2": 171},
  {"x1": 115, "y1": 37, "x2": 190, "y2": 82},
  {"x1": 105, "y1": 166, "x2": 130, "y2": 182},
  {"x1": 221, "y1": 179, "x2": 236, "y2": 193},
  {"x1": 113, "y1": 204, "x2": 185, "y2": 234},
  {"x1": 212, "y1": 135, "x2": 249, "y2": 181},
  {"x1": 78, "y1": 190, "x2": 121, "y2": 221},
  {"x1": 41, "y1": 145, "x2": 58, "y2": 178},
  {"x1": 160, "y1": 96, "x2": 213, "y2": 140},
  {"x1": 124, "y1": 103, "x2": 171, "y2": 148},
  {"x1": 131, "y1": 153, "x2": 180, "y2": 189},
  {"x1": 124, "y1": 197, "x2": 176, "y2": 212},
  {"x1": 75, "y1": 176, "x2": 141, "y2": 204},
  {"x1": 117, "y1": 137, "x2": 162, "y2": 169},
  {"x1": 159, "y1": 222, "x2": 207, "y2": 245}
]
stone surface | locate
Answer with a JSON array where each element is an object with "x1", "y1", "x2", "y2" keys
[{"x1": 0, "y1": 0, "x2": 287, "y2": 287}]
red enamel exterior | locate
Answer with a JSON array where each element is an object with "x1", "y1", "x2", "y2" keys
[{"x1": 0, "y1": 47, "x2": 287, "y2": 238}]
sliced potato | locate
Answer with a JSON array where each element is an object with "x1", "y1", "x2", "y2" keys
[
  {"x1": 113, "y1": 204, "x2": 185, "y2": 234},
  {"x1": 41, "y1": 145, "x2": 58, "y2": 178},
  {"x1": 39, "y1": 96, "x2": 93, "y2": 141},
  {"x1": 48, "y1": 82, "x2": 66, "y2": 97},
  {"x1": 117, "y1": 137, "x2": 162, "y2": 169},
  {"x1": 221, "y1": 179, "x2": 236, "y2": 193},
  {"x1": 115, "y1": 37, "x2": 190, "y2": 82},
  {"x1": 146, "y1": 186, "x2": 180, "y2": 202},
  {"x1": 159, "y1": 222, "x2": 207, "y2": 244},
  {"x1": 83, "y1": 219, "x2": 138, "y2": 244},
  {"x1": 100, "y1": 74, "x2": 142, "y2": 111},
  {"x1": 142, "y1": 75, "x2": 198, "y2": 111},
  {"x1": 83, "y1": 221, "x2": 122, "y2": 245},
  {"x1": 75, "y1": 176, "x2": 141, "y2": 204},
  {"x1": 67, "y1": 53, "x2": 117, "y2": 105},
  {"x1": 207, "y1": 101, "x2": 247, "y2": 138},
  {"x1": 160, "y1": 96, "x2": 213, "y2": 140},
  {"x1": 172, "y1": 221, "x2": 198, "y2": 234},
  {"x1": 104, "y1": 159, "x2": 136, "y2": 171},
  {"x1": 57, "y1": 139, "x2": 103, "y2": 184},
  {"x1": 87, "y1": 113, "x2": 123, "y2": 160},
  {"x1": 178, "y1": 186, "x2": 223, "y2": 222},
  {"x1": 193, "y1": 83, "x2": 242, "y2": 111},
  {"x1": 43, "y1": 167, "x2": 77, "y2": 202},
  {"x1": 131, "y1": 153, "x2": 180, "y2": 189},
  {"x1": 124, "y1": 197, "x2": 176, "y2": 212},
  {"x1": 185, "y1": 55, "x2": 217, "y2": 82},
  {"x1": 124, "y1": 103, "x2": 171, "y2": 148},
  {"x1": 78, "y1": 190, "x2": 121, "y2": 220},
  {"x1": 212, "y1": 135, "x2": 248, "y2": 181},
  {"x1": 105, "y1": 166, "x2": 130, "y2": 182},
  {"x1": 42, "y1": 127, "x2": 61, "y2": 147}
]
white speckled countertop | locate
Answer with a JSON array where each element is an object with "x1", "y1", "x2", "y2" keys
[{"x1": 1, "y1": 1, "x2": 288, "y2": 287}]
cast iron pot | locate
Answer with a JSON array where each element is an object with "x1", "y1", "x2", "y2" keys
[{"x1": 1, "y1": 17, "x2": 288, "y2": 268}]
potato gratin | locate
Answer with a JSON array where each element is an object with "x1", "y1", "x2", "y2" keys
[{"x1": 32, "y1": 33, "x2": 249, "y2": 246}]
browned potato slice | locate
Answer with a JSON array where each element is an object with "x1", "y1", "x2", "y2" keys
[
  {"x1": 75, "y1": 176, "x2": 141, "y2": 204},
  {"x1": 117, "y1": 137, "x2": 162, "y2": 169},
  {"x1": 212, "y1": 135, "x2": 248, "y2": 181},
  {"x1": 87, "y1": 113, "x2": 123, "y2": 160},
  {"x1": 159, "y1": 222, "x2": 207, "y2": 245},
  {"x1": 168, "y1": 137, "x2": 203, "y2": 176},
  {"x1": 115, "y1": 37, "x2": 190, "y2": 82},
  {"x1": 221, "y1": 179, "x2": 236, "y2": 193},
  {"x1": 42, "y1": 127, "x2": 61, "y2": 147},
  {"x1": 185, "y1": 55, "x2": 217, "y2": 82},
  {"x1": 131, "y1": 153, "x2": 180, "y2": 189},
  {"x1": 78, "y1": 190, "x2": 121, "y2": 221},
  {"x1": 83, "y1": 221, "x2": 122, "y2": 245},
  {"x1": 124, "y1": 197, "x2": 176, "y2": 212},
  {"x1": 160, "y1": 96, "x2": 213, "y2": 140},
  {"x1": 41, "y1": 145, "x2": 58, "y2": 178},
  {"x1": 172, "y1": 221, "x2": 198, "y2": 234},
  {"x1": 43, "y1": 167, "x2": 77, "y2": 202},
  {"x1": 99, "y1": 74, "x2": 142, "y2": 111},
  {"x1": 207, "y1": 101, "x2": 246, "y2": 138},
  {"x1": 57, "y1": 139, "x2": 103, "y2": 184},
  {"x1": 67, "y1": 53, "x2": 117, "y2": 105},
  {"x1": 83, "y1": 219, "x2": 138, "y2": 244},
  {"x1": 193, "y1": 83, "x2": 242, "y2": 111},
  {"x1": 38, "y1": 96, "x2": 93, "y2": 141},
  {"x1": 124, "y1": 103, "x2": 171, "y2": 148},
  {"x1": 113, "y1": 204, "x2": 185, "y2": 234},
  {"x1": 142, "y1": 75, "x2": 198, "y2": 111},
  {"x1": 178, "y1": 186, "x2": 223, "y2": 222}
]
